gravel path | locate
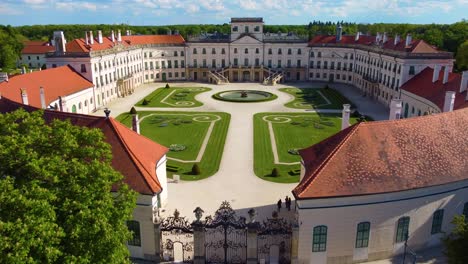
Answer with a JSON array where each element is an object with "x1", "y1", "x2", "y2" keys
[{"x1": 94, "y1": 82, "x2": 388, "y2": 220}]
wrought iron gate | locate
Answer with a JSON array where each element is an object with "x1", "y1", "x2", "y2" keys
[
  {"x1": 204, "y1": 201, "x2": 247, "y2": 263},
  {"x1": 160, "y1": 209, "x2": 194, "y2": 263},
  {"x1": 257, "y1": 212, "x2": 292, "y2": 264}
]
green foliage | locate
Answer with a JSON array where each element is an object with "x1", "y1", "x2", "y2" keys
[
  {"x1": 456, "y1": 40, "x2": 468, "y2": 71},
  {"x1": 136, "y1": 87, "x2": 210, "y2": 108},
  {"x1": 0, "y1": 109, "x2": 137, "y2": 264},
  {"x1": 165, "y1": 83, "x2": 170, "y2": 88},
  {"x1": 191, "y1": 163, "x2": 201, "y2": 175},
  {"x1": 443, "y1": 215, "x2": 468, "y2": 264},
  {"x1": 0, "y1": 25, "x2": 24, "y2": 71},
  {"x1": 129, "y1": 106, "x2": 137, "y2": 115},
  {"x1": 271, "y1": 168, "x2": 279, "y2": 177}
]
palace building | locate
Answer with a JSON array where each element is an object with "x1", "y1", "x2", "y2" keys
[
  {"x1": 40, "y1": 17, "x2": 456, "y2": 112},
  {"x1": 294, "y1": 107, "x2": 468, "y2": 264}
]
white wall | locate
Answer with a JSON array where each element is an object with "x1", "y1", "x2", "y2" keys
[{"x1": 297, "y1": 180, "x2": 468, "y2": 264}]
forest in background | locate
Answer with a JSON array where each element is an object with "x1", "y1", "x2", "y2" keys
[{"x1": 1, "y1": 20, "x2": 467, "y2": 71}]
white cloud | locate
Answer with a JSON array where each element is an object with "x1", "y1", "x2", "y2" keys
[
  {"x1": 23, "y1": 0, "x2": 47, "y2": 4},
  {"x1": 55, "y1": 1, "x2": 99, "y2": 11},
  {"x1": 185, "y1": 4, "x2": 199, "y2": 13},
  {"x1": 0, "y1": 3, "x2": 24, "y2": 15},
  {"x1": 239, "y1": 0, "x2": 259, "y2": 10}
]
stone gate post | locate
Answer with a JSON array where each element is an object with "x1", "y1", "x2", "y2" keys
[
  {"x1": 192, "y1": 207, "x2": 205, "y2": 264},
  {"x1": 152, "y1": 207, "x2": 162, "y2": 262},
  {"x1": 247, "y1": 209, "x2": 260, "y2": 264}
]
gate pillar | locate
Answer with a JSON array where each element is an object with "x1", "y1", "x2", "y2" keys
[
  {"x1": 153, "y1": 207, "x2": 162, "y2": 262},
  {"x1": 291, "y1": 226, "x2": 299, "y2": 264},
  {"x1": 193, "y1": 207, "x2": 205, "y2": 264},
  {"x1": 247, "y1": 209, "x2": 259, "y2": 264}
]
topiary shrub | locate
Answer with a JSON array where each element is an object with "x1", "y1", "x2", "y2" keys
[
  {"x1": 191, "y1": 164, "x2": 201, "y2": 175},
  {"x1": 129, "y1": 107, "x2": 137, "y2": 115},
  {"x1": 271, "y1": 168, "x2": 279, "y2": 177},
  {"x1": 165, "y1": 83, "x2": 170, "y2": 88},
  {"x1": 288, "y1": 149, "x2": 299, "y2": 155},
  {"x1": 169, "y1": 144, "x2": 186, "y2": 152},
  {"x1": 142, "y1": 98, "x2": 150, "y2": 105}
]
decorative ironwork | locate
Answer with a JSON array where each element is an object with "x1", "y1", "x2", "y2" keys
[
  {"x1": 160, "y1": 209, "x2": 194, "y2": 263},
  {"x1": 204, "y1": 201, "x2": 247, "y2": 264},
  {"x1": 257, "y1": 215, "x2": 293, "y2": 264}
]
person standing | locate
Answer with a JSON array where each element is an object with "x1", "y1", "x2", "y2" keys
[{"x1": 277, "y1": 199, "x2": 282, "y2": 212}]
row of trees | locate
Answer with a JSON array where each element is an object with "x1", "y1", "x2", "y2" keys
[
  {"x1": 0, "y1": 25, "x2": 26, "y2": 71},
  {"x1": 1, "y1": 20, "x2": 467, "y2": 71}
]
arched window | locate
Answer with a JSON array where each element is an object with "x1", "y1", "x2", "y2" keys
[
  {"x1": 395, "y1": 216, "x2": 410, "y2": 243},
  {"x1": 404, "y1": 103, "x2": 409, "y2": 118},
  {"x1": 312, "y1": 225, "x2": 327, "y2": 252},
  {"x1": 212, "y1": 48, "x2": 216, "y2": 54},
  {"x1": 127, "y1": 220, "x2": 141, "y2": 246},
  {"x1": 234, "y1": 48, "x2": 238, "y2": 54},
  {"x1": 71, "y1": 105, "x2": 77, "y2": 113},
  {"x1": 431, "y1": 209, "x2": 444, "y2": 234},
  {"x1": 202, "y1": 48, "x2": 206, "y2": 54},
  {"x1": 255, "y1": 48, "x2": 259, "y2": 54},
  {"x1": 268, "y1": 48, "x2": 272, "y2": 55},
  {"x1": 193, "y1": 48, "x2": 197, "y2": 54},
  {"x1": 278, "y1": 48, "x2": 282, "y2": 55},
  {"x1": 298, "y1": 49, "x2": 302, "y2": 55},
  {"x1": 245, "y1": 48, "x2": 248, "y2": 54},
  {"x1": 355, "y1": 222, "x2": 370, "y2": 248},
  {"x1": 288, "y1": 48, "x2": 292, "y2": 55},
  {"x1": 78, "y1": 102, "x2": 82, "y2": 110}
]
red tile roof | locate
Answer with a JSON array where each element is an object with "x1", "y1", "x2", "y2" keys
[
  {"x1": 309, "y1": 35, "x2": 439, "y2": 53},
  {"x1": 0, "y1": 65, "x2": 93, "y2": 108},
  {"x1": 401, "y1": 67, "x2": 468, "y2": 111},
  {"x1": 66, "y1": 34, "x2": 186, "y2": 53},
  {"x1": 0, "y1": 97, "x2": 168, "y2": 195},
  {"x1": 22, "y1": 41, "x2": 55, "y2": 54},
  {"x1": 293, "y1": 109, "x2": 468, "y2": 199}
]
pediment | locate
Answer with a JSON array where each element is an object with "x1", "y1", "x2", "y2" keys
[{"x1": 231, "y1": 34, "x2": 262, "y2": 44}]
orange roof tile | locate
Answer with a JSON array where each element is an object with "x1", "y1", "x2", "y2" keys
[
  {"x1": 401, "y1": 67, "x2": 468, "y2": 111},
  {"x1": 293, "y1": 109, "x2": 468, "y2": 199},
  {"x1": 22, "y1": 41, "x2": 55, "y2": 54},
  {"x1": 309, "y1": 35, "x2": 439, "y2": 53},
  {"x1": 0, "y1": 65, "x2": 93, "y2": 108},
  {"x1": 65, "y1": 34, "x2": 185, "y2": 53},
  {"x1": 0, "y1": 97, "x2": 168, "y2": 195}
]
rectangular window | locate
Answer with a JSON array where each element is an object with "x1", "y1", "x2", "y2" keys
[
  {"x1": 233, "y1": 58, "x2": 238, "y2": 66},
  {"x1": 312, "y1": 226, "x2": 327, "y2": 252},
  {"x1": 181, "y1": 60, "x2": 185, "y2": 68},
  {"x1": 268, "y1": 48, "x2": 272, "y2": 55},
  {"x1": 268, "y1": 60, "x2": 272, "y2": 68},
  {"x1": 396, "y1": 217, "x2": 410, "y2": 243},
  {"x1": 167, "y1": 61, "x2": 172, "y2": 68},
  {"x1": 287, "y1": 60, "x2": 291, "y2": 67},
  {"x1": 409, "y1": 66, "x2": 415, "y2": 75},
  {"x1": 255, "y1": 58, "x2": 260, "y2": 66},
  {"x1": 212, "y1": 59, "x2": 216, "y2": 68},
  {"x1": 162, "y1": 61, "x2": 166, "y2": 69},
  {"x1": 310, "y1": 61, "x2": 314, "y2": 68},
  {"x1": 193, "y1": 59, "x2": 197, "y2": 67},
  {"x1": 324, "y1": 61, "x2": 328, "y2": 69},
  {"x1": 318, "y1": 52, "x2": 322, "y2": 57},
  {"x1": 277, "y1": 60, "x2": 281, "y2": 68},
  {"x1": 431, "y1": 210, "x2": 444, "y2": 234},
  {"x1": 355, "y1": 222, "x2": 370, "y2": 248},
  {"x1": 222, "y1": 59, "x2": 226, "y2": 68},
  {"x1": 221, "y1": 48, "x2": 226, "y2": 54},
  {"x1": 181, "y1": 51, "x2": 185, "y2": 56},
  {"x1": 174, "y1": 60, "x2": 178, "y2": 68},
  {"x1": 127, "y1": 220, "x2": 141, "y2": 246},
  {"x1": 174, "y1": 51, "x2": 178, "y2": 56},
  {"x1": 181, "y1": 72, "x2": 185, "y2": 78},
  {"x1": 175, "y1": 72, "x2": 179, "y2": 78},
  {"x1": 169, "y1": 72, "x2": 172, "y2": 78},
  {"x1": 80, "y1": 64, "x2": 86, "y2": 73},
  {"x1": 202, "y1": 59, "x2": 206, "y2": 67}
]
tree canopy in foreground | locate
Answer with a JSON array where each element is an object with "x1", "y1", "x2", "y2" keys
[
  {"x1": 444, "y1": 215, "x2": 468, "y2": 264},
  {"x1": 0, "y1": 109, "x2": 137, "y2": 264}
]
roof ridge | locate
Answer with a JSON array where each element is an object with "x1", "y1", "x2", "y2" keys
[
  {"x1": 107, "y1": 118, "x2": 161, "y2": 194},
  {"x1": 297, "y1": 123, "x2": 362, "y2": 197}
]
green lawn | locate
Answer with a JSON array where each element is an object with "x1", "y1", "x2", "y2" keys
[
  {"x1": 280, "y1": 86, "x2": 354, "y2": 110},
  {"x1": 253, "y1": 112, "x2": 360, "y2": 183},
  {"x1": 116, "y1": 111, "x2": 230, "y2": 180},
  {"x1": 136, "y1": 87, "x2": 211, "y2": 107}
]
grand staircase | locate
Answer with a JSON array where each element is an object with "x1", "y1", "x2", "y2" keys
[
  {"x1": 263, "y1": 70, "x2": 283, "y2": 85},
  {"x1": 208, "y1": 70, "x2": 229, "y2": 84}
]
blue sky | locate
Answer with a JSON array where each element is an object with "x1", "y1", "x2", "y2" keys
[{"x1": 1, "y1": 0, "x2": 467, "y2": 26}]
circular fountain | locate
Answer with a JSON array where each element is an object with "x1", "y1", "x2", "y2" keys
[{"x1": 212, "y1": 90, "x2": 277, "y2": 103}]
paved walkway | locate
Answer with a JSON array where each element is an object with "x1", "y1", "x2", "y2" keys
[{"x1": 94, "y1": 82, "x2": 388, "y2": 221}]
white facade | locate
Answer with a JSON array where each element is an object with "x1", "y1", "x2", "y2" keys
[
  {"x1": 18, "y1": 53, "x2": 47, "y2": 69},
  {"x1": 296, "y1": 180, "x2": 468, "y2": 264}
]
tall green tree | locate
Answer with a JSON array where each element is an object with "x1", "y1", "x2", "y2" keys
[
  {"x1": 0, "y1": 109, "x2": 137, "y2": 264},
  {"x1": 0, "y1": 25, "x2": 24, "y2": 71},
  {"x1": 456, "y1": 40, "x2": 468, "y2": 71},
  {"x1": 443, "y1": 215, "x2": 468, "y2": 264}
]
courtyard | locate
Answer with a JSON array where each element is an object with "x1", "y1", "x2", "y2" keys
[{"x1": 97, "y1": 81, "x2": 388, "y2": 219}]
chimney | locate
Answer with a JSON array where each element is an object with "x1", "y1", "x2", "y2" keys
[
  {"x1": 443, "y1": 66, "x2": 450, "y2": 84},
  {"x1": 355, "y1": 32, "x2": 360, "y2": 41},
  {"x1": 111, "y1": 30, "x2": 115, "y2": 42},
  {"x1": 443, "y1": 91, "x2": 456, "y2": 112},
  {"x1": 341, "y1": 104, "x2": 351, "y2": 130},
  {"x1": 117, "y1": 30, "x2": 122, "y2": 42},
  {"x1": 460, "y1": 71, "x2": 468, "y2": 93},
  {"x1": 389, "y1": 99, "x2": 402, "y2": 120},
  {"x1": 375, "y1": 32, "x2": 380, "y2": 42},
  {"x1": 336, "y1": 24, "x2": 342, "y2": 42},
  {"x1": 39, "y1": 86, "x2": 46, "y2": 109},
  {"x1": 89, "y1": 31, "x2": 94, "y2": 45},
  {"x1": 382, "y1": 32, "x2": 388, "y2": 43},
  {"x1": 85, "y1": 31, "x2": 89, "y2": 45},
  {"x1": 168, "y1": 29, "x2": 172, "y2": 35},
  {"x1": 58, "y1": 96, "x2": 67, "y2": 112},
  {"x1": 432, "y1": 65, "x2": 441, "y2": 83},
  {"x1": 405, "y1": 34, "x2": 412, "y2": 46},
  {"x1": 126, "y1": 30, "x2": 130, "y2": 36},
  {"x1": 22, "y1": 66, "x2": 26, "y2": 74},
  {"x1": 394, "y1": 34, "x2": 400, "y2": 45},
  {"x1": 132, "y1": 114, "x2": 140, "y2": 134},
  {"x1": 97, "y1": 30, "x2": 103, "y2": 44},
  {"x1": 104, "y1": 108, "x2": 111, "y2": 119},
  {"x1": 20, "y1": 88, "x2": 29, "y2": 105},
  {"x1": 53, "y1": 31, "x2": 67, "y2": 53}
]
